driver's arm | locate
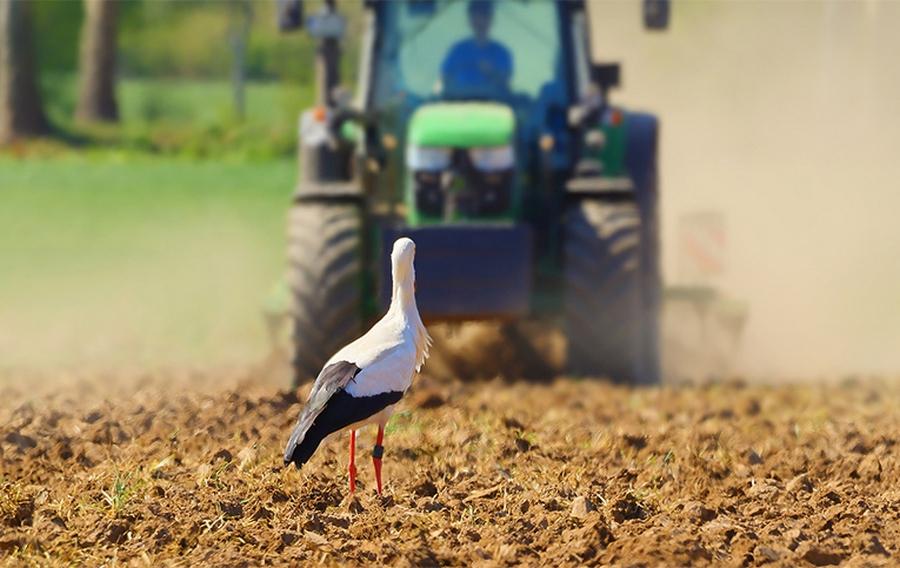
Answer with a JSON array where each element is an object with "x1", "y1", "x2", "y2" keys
[{"x1": 497, "y1": 45, "x2": 513, "y2": 87}]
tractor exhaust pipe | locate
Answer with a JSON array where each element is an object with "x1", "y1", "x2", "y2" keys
[
  {"x1": 277, "y1": 0, "x2": 344, "y2": 107},
  {"x1": 316, "y1": 0, "x2": 341, "y2": 107}
]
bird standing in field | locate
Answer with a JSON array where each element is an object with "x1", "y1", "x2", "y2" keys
[{"x1": 283, "y1": 237, "x2": 431, "y2": 496}]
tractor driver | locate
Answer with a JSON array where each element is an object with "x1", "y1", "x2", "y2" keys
[{"x1": 441, "y1": 0, "x2": 513, "y2": 98}]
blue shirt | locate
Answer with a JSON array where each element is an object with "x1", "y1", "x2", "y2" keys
[{"x1": 441, "y1": 38, "x2": 513, "y2": 97}]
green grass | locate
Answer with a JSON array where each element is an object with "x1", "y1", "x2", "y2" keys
[
  {"x1": 45, "y1": 74, "x2": 312, "y2": 125},
  {"x1": 101, "y1": 471, "x2": 145, "y2": 516},
  {"x1": 0, "y1": 75, "x2": 313, "y2": 370},
  {"x1": 0, "y1": 154, "x2": 295, "y2": 370}
]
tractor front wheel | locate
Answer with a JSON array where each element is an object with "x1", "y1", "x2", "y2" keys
[
  {"x1": 287, "y1": 200, "x2": 363, "y2": 386},
  {"x1": 564, "y1": 199, "x2": 649, "y2": 383}
]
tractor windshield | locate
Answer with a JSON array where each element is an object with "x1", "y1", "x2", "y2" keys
[{"x1": 371, "y1": 0, "x2": 569, "y2": 126}]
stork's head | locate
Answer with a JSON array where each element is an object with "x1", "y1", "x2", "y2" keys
[
  {"x1": 391, "y1": 237, "x2": 416, "y2": 286},
  {"x1": 390, "y1": 237, "x2": 429, "y2": 353},
  {"x1": 391, "y1": 237, "x2": 417, "y2": 290}
]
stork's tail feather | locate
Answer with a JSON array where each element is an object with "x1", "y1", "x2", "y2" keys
[
  {"x1": 283, "y1": 427, "x2": 326, "y2": 469},
  {"x1": 283, "y1": 390, "x2": 404, "y2": 469}
]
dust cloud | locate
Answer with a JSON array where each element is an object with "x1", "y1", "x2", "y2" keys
[
  {"x1": 591, "y1": 0, "x2": 900, "y2": 377},
  {"x1": 4, "y1": 2, "x2": 899, "y2": 382},
  {"x1": 0, "y1": 195, "x2": 287, "y2": 380}
]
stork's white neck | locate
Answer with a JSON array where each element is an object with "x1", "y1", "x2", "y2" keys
[
  {"x1": 390, "y1": 260, "x2": 417, "y2": 313},
  {"x1": 388, "y1": 254, "x2": 431, "y2": 372}
]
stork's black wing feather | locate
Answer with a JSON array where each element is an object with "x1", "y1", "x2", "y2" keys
[
  {"x1": 283, "y1": 389, "x2": 404, "y2": 468},
  {"x1": 283, "y1": 361, "x2": 360, "y2": 466}
]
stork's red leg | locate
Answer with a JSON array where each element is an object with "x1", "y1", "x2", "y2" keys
[
  {"x1": 348, "y1": 430, "x2": 357, "y2": 494},
  {"x1": 372, "y1": 425, "x2": 385, "y2": 496}
]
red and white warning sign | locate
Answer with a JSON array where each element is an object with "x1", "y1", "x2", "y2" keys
[{"x1": 677, "y1": 211, "x2": 727, "y2": 286}]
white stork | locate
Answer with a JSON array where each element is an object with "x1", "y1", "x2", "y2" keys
[{"x1": 283, "y1": 237, "x2": 431, "y2": 495}]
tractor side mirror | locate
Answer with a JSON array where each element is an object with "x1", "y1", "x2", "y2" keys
[
  {"x1": 570, "y1": 64, "x2": 620, "y2": 129},
  {"x1": 277, "y1": 0, "x2": 303, "y2": 32},
  {"x1": 591, "y1": 63, "x2": 621, "y2": 93},
  {"x1": 643, "y1": 0, "x2": 669, "y2": 31}
]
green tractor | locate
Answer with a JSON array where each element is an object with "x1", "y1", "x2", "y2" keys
[{"x1": 278, "y1": 0, "x2": 668, "y2": 385}]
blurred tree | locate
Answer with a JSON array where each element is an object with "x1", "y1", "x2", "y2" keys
[
  {"x1": 0, "y1": 0, "x2": 50, "y2": 142},
  {"x1": 76, "y1": 0, "x2": 118, "y2": 122},
  {"x1": 229, "y1": 0, "x2": 252, "y2": 120},
  {"x1": 31, "y1": 0, "x2": 82, "y2": 74}
]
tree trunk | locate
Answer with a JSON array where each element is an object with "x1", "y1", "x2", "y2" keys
[
  {"x1": 76, "y1": 0, "x2": 118, "y2": 123},
  {"x1": 228, "y1": 0, "x2": 252, "y2": 121},
  {"x1": 0, "y1": 0, "x2": 50, "y2": 143}
]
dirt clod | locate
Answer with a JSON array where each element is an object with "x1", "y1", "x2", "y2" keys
[
  {"x1": 797, "y1": 543, "x2": 845, "y2": 566},
  {"x1": 4, "y1": 431, "x2": 37, "y2": 451},
  {"x1": 280, "y1": 532, "x2": 297, "y2": 547},
  {"x1": 860, "y1": 535, "x2": 889, "y2": 557},
  {"x1": 83, "y1": 410, "x2": 103, "y2": 424},
  {"x1": 755, "y1": 545, "x2": 781, "y2": 562},
  {"x1": 683, "y1": 501, "x2": 717, "y2": 524},
  {"x1": 622, "y1": 433, "x2": 648, "y2": 450},
  {"x1": 106, "y1": 520, "x2": 130, "y2": 544},
  {"x1": 416, "y1": 392, "x2": 446, "y2": 409},
  {"x1": 786, "y1": 473, "x2": 813, "y2": 494},
  {"x1": 218, "y1": 501, "x2": 243, "y2": 519},
  {"x1": 413, "y1": 479, "x2": 438, "y2": 497},
  {"x1": 2, "y1": 495, "x2": 34, "y2": 527},
  {"x1": 611, "y1": 493, "x2": 650, "y2": 522},
  {"x1": 571, "y1": 496, "x2": 595, "y2": 518},
  {"x1": 513, "y1": 436, "x2": 532, "y2": 452},
  {"x1": 502, "y1": 417, "x2": 524, "y2": 430},
  {"x1": 212, "y1": 448, "x2": 233, "y2": 463}
]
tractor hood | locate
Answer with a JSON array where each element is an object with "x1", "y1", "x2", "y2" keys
[{"x1": 408, "y1": 102, "x2": 514, "y2": 148}]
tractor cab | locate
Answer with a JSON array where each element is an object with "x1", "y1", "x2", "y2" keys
[
  {"x1": 279, "y1": 0, "x2": 668, "y2": 385},
  {"x1": 364, "y1": 0, "x2": 598, "y2": 222},
  {"x1": 366, "y1": 0, "x2": 584, "y2": 225}
]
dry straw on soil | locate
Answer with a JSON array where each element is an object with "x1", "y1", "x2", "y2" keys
[{"x1": 1, "y1": 372, "x2": 899, "y2": 566}]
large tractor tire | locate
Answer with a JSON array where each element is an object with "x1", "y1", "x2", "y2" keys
[
  {"x1": 287, "y1": 200, "x2": 363, "y2": 386},
  {"x1": 564, "y1": 199, "x2": 650, "y2": 383}
]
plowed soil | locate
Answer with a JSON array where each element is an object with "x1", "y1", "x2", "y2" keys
[{"x1": 2, "y1": 372, "x2": 898, "y2": 566}]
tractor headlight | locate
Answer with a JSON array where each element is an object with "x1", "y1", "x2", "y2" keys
[
  {"x1": 469, "y1": 146, "x2": 514, "y2": 172},
  {"x1": 406, "y1": 146, "x2": 451, "y2": 171}
]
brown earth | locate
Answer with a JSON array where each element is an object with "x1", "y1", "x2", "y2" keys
[{"x1": 1, "y1": 372, "x2": 899, "y2": 567}]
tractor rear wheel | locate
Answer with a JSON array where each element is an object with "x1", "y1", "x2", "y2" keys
[
  {"x1": 564, "y1": 199, "x2": 649, "y2": 383},
  {"x1": 287, "y1": 200, "x2": 363, "y2": 386}
]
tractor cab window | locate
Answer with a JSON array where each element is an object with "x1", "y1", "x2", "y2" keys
[
  {"x1": 440, "y1": 0, "x2": 514, "y2": 99},
  {"x1": 371, "y1": 0, "x2": 569, "y2": 132}
]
